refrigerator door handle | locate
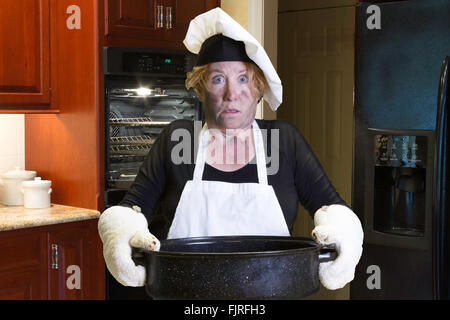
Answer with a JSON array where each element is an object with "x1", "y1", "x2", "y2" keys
[{"x1": 433, "y1": 56, "x2": 449, "y2": 299}]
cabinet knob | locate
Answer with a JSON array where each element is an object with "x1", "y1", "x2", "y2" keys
[{"x1": 51, "y1": 244, "x2": 59, "y2": 269}]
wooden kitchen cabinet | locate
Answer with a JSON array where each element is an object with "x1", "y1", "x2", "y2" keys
[
  {"x1": 0, "y1": 219, "x2": 105, "y2": 300},
  {"x1": 25, "y1": 0, "x2": 218, "y2": 209},
  {"x1": 0, "y1": 230, "x2": 47, "y2": 299},
  {"x1": 0, "y1": 0, "x2": 58, "y2": 113},
  {"x1": 104, "y1": 0, "x2": 163, "y2": 42},
  {"x1": 47, "y1": 219, "x2": 105, "y2": 300},
  {"x1": 103, "y1": 0, "x2": 220, "y2": 49}
]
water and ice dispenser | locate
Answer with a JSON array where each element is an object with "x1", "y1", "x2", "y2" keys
[{"x1": 365, "y1": 129, "x2": 434, "y2": 248}]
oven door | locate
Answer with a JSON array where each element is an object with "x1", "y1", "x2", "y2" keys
[{"x1": 104, "y1": 77, "x2": 202, "y2": 207}]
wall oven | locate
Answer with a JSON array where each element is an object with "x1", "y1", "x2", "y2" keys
[
  {"x1": 103, "y1": 47, "x2": 201, "y2": 299},
  {"x1": 104, "y1": 47, "x2": 201, "y2": 209}
]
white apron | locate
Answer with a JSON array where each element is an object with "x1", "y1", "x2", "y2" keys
[{"x1": 167, "y1": 120, "x2": 290, "y2": 239}]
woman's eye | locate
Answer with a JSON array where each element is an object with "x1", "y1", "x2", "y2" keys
[
  {"x1": 212, "y1": 75, "x2": 224, "y2": 84},
  {"x1": 239, "y1": 75, "x2": 248, "y2": 83}
]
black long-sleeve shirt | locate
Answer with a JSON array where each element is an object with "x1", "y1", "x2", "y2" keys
[{"x1": 120, "y1": 119, "x2": 346, "y2": 239}]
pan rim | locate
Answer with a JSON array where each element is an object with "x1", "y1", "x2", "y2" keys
[{"x1": 136, "y1": 235, "x2": 322, "y2": 258}]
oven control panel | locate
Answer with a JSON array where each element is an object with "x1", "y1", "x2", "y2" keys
[
  {"x1": 124, "y1": 52, "x2": 188, "y2": 74},
  {"x1": 104, "y1": 47, "x2": 196, "y2": 76}
]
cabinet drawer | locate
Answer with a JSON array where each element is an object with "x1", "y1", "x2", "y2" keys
[{"x1": 0, "y1": 230, "x2": 45, "y2": 272}]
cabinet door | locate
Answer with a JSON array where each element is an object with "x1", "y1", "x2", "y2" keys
[
  {"x1": 48, "y1": 220, "x2": 105, "y2": 300},
  {"x1": 105, "y1": 0, "x2": 163, "y2": 41},
  {"x1": 0, "y1": 268, "x2": 43, "y2": 300},
  {"x1": 0, "y1": 229, "x2": 47, "y2": 300},
  {"x1": 103, "y1": 0, "x2": 220, "y2": 48},
  {"x1": 162, "y1": 0, "x2": 219, "y2": 43},
  {"x1": 0, "y1": 0, "x2": 51, "y2": 109}
]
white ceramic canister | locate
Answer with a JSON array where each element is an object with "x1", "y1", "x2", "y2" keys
[
  {"x1": 0, "y1": 167, "x2": 37, "y2": 206},
  {"x1": 21, "y1": 177, "x2": 52, "y2": 209}
]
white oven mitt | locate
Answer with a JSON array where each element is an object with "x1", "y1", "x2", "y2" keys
[
  {"x1": 98, "y1": 205, "x2": 160, "y2": 287},
  {"x1": 311, "y1": 204, "x2": 363, "y2": 290}
]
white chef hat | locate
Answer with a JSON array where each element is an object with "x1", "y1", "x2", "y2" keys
[{"x1": 183, "y1": 7, "x2": 282, "y2": 111}]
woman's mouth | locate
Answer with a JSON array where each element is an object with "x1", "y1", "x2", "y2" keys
[{"x1": 224, "y1": 109, "x2": 239, "y2": 114}]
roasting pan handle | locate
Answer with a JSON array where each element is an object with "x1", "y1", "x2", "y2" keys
[
  {"x1": 318, "y1": 244, "x2": 337, "y2": 263},
  {"x1": 131, "y1": 249, "x2": 146, "y2": 267}
]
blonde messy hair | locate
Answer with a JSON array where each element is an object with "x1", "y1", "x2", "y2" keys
[{"x1": 185, "y1": 62, "x2": 269, "y2": 102}]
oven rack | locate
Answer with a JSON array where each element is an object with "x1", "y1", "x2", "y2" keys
[
  {"x1": 109, "y1": 117, "x2": 170, "y2": 127},
  {"x1": 109, "y1": 144, "x2": 151, "y2": 156},
  {"x1": 110, "y1": 135, "x2": 156, "y2": 146},
  {"x1": 109, "y1": 155, "x2": 146, "y2": 164},
  {"x1": 109, "y1": 93, "x2": 197, "y2": 100}
]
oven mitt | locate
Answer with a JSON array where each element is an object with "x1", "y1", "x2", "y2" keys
[
  {"x1": 98, "y1": 205, "x2": 160, "y2": 287},
  {"x1": 311, "y1": 204, "x2": 364, "y2": 290}
]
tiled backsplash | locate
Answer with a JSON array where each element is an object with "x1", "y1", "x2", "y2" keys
[{"x1": 0, "y1": 114, "x2": 25, "y2": 174}]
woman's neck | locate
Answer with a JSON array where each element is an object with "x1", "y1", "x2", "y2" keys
[{"x1": 205, "y1": 125, "x2": 256, "y2": 172}]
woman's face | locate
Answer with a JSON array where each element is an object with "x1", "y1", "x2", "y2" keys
[{"x1": 203, "y1": 61, "x2": 259, "y2": 130}]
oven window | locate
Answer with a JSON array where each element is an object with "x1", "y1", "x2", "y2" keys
[{"x1": 105, "y1": 80, "x2": 201, "y2": 191}]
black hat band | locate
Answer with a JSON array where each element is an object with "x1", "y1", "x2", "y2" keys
[{"x1": 196, "y1": 34, "x2": 253, "y2": 66}]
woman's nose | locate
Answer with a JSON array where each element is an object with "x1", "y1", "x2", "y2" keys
[{"x1": 224, "y1": 80, "x2": 239, "y2": 101}]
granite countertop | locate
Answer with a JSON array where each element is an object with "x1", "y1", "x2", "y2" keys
[{"x1": 0, "y1": 203, "x2": 100, "y2": 231}]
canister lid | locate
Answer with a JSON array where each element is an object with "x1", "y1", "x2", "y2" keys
[
  {"x1": 22, "y1": 177, "x2": 51, "y2": 188},
  {"x1": 1, "y1": 166, "x2": 36, "y2": 180}
]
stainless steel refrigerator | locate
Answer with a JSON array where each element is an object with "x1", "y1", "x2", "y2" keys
[{"x1": 351, "y1": 0, "x2": 450, "y2": 299}]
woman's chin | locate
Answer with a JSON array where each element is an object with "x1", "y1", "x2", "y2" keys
[{"x1": 216, "y1": 117, "x2": 253, "y2": 130}]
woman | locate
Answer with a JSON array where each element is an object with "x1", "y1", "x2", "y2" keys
[{"x1": 98, "y1": 8, "x2": 363, "y2": 292}]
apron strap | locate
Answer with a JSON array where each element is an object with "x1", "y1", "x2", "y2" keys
[
  {"x1": 253, "y1": 121, "x2": 268, "y2": 185},
  {"x1": 193, "y1": 120, "x2": 268, "y2": 185},
  {"x1": 192, "y1": 128, "x2": 209, "y2": 181}
]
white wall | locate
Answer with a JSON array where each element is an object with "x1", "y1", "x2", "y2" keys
[{"x1": 0, "y1": 114, "x2": 25, "y2": 174}]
